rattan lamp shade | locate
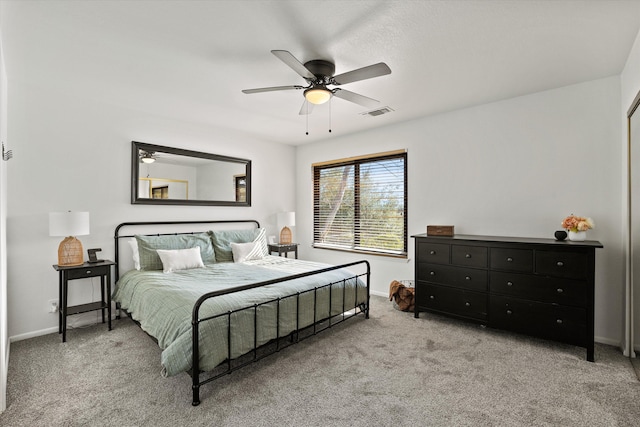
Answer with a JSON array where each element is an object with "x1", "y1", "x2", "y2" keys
[
  {"x1": 49, "y1": 212, "x2": 90, "y2": 266},
  {"x1": 277, "y1": 212, "x2": 295, "y2": 244}
]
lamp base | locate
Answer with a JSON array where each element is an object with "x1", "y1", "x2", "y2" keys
[
  {"x1": 279, "y1": 226, "x2": 292, "y2": 244},
  {"x1": 58, "y1": 236, "x2": 84, "y2": 266}
]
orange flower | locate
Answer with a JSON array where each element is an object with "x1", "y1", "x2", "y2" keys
[{"x1": 562, "y1": 215, "x2": 594, "y2": 232}]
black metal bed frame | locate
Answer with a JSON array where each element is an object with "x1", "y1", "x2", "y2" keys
[{"x1": 114, "y1": 220, "x2": 370, "y2": 406}]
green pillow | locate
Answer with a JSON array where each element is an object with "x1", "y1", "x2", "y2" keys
[
  {"x1": 209, "y1": 228, "x2": 266, "y2": 263},
  {"x1": 135, "y1": 233, "x2": 216, "y2": 270}
]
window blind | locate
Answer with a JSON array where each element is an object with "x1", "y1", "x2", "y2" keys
[{"x1": 313, "y1": 151, "x2": 407, "y2": 257}]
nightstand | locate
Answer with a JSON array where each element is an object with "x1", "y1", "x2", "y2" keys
[
  {"x1": 268, "y1": 243, "x2": 299, "y2": 259},
  {"x1": 52, "y1": 260, "x2": 115, "y2": 342}
]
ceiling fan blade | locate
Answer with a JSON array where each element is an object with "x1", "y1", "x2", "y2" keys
[
  {"x1": 332, "y1": 62, "x2": 391, "y2": 85},
  {"x1": 242, "y1": 85, "x2": 304, "y2": 94},
  {"x1": 299, "y1": 100, "x2": 314, "y2": 115},
  {"x1": 332, "y1": 88, "x2": 380, "y2": 108},
  {"x1": 271, "y1": 50, "x2": 316, "y2": 80}
]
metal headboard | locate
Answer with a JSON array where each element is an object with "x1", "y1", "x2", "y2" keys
[{"x1": 113, "y1": 219, "x2": 260, "y2": 282}]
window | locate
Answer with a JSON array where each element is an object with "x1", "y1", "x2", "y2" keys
[{"x1": 313, "y1": 150, "x2": 407, "y2": 257}]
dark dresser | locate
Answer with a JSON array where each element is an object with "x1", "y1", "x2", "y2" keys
[{"x1": 412, "y1": 234, "x2": 603, "y2": 361}]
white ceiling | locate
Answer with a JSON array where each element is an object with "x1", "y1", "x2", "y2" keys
[{"x1": 2, "y1": 0, "x2": 640, "y2": 145}]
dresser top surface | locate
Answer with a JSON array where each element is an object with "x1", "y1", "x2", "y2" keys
[{"x1": 411, "y1": 233, "x2": 603, "y2": 248}]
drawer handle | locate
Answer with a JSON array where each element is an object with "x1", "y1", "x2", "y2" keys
[
  {"x1": 557, "y1": 261, "x2": 564, "y2": 267},
  {"x1": 465, "y1": 276, "x2": 471, "y2": 281},
  {"x1": 507, "y1": 281, "x2": 513, "y2": 286},
  {"x1": 507, "y1": 257, "x2": 513, "y2": 262},
  {"x1": 506, "y1": 309, "x2": 513, "y2": 315},
  {"x1": 430, "y1": 250, "x2": 436, "y2": 255},
  {"x1": 465, "y1": 253, "x2": 471, "y2": 258},
  {"x1": 465, "y1": 302, "x2": 470, "y2": 307},
  {"x1": 557, "y1": 288, "x2": 564, "y2": 293},
  {"x1": 429, "y1": 295, "x2": 435, "y2": 300},
  {"x1": 85, "y1": 270, "x2": 92, "y2": 274},
  {"x1": 556, "y1": 319, "x2": 563, "y2": 324},
  {"x1": 430, "y1": 271, "x2": 435, "y2": 276}
]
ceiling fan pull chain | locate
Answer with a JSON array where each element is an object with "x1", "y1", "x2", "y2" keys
[
  {"x1": 329, "y1": 98, "x2": 332, "y2": 133},
  {"x1": 305, "y1": 101, "x2": 309, "y2": 135}
]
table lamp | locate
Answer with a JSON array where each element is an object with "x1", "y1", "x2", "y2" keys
[
  {"x1": 49, "y1": 211, "x2": 90, "y2": 266},
  {"x1": 277, "y1": 211, "x2": 295, "y2": 244}
]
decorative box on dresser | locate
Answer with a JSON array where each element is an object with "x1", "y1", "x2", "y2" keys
[{"x1": 412, "y1": 234, "x2": 603, "y2": 361}]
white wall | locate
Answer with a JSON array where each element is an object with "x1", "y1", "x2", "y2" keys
[
  {"x1": 620, "y1": 27, "x2": 640, "y2": 355},
  {"x1": 6, "y1": 80, "x2": 296, "y2": 340},
  {"x1": 297, "y1": 76, "x2": 624, "y2": 346},
  {"x1": 0, "y1": 12, "x2": 8, "y2": 412},
  {"x1": 197, "y1": 161, "x2": 244, "y2": 201}
]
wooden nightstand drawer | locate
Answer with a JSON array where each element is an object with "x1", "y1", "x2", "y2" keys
[
  {"x1": 272, "y1": 244, "x2": 297, "y2": 252},
  {"x1": 490, "y1": 248, "x2": 533, "y2": 272},
  {"x1": 451, "y1": 245, "x2": 487, "y2": 268},
  {"x1": 267, "y1": 243, "x2": 299, "y2": 259},
  {"x1": 65, "y1": 265, "x2": 110, "y2": 280}
]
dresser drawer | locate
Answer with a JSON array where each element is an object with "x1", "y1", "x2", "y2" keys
[
  {"x1": 489, "y1": 295, "x2": 586, "y2": 347},
  {"x1": 65, "y1": 265, "x2": 109, "y2": 280},
  {"x1": 490, "y1": 248, "x2": 533, "y2": 272},
  {"x1": 451, "y1": 245, "x2": 488, "y2": 268},
  {"x1": 535, "y1": 250, "x2": 588, "y2": 279},
  {"x1": 489, "y1": 271, "x2": 587, "y2": 307},
  {"x1": 416, "y1": 283, "x2": 487, "y2": 321},
  {"x1": 417, "y1": 263, "x2": 487, "y2": 291},
  {"x1": 417, "y1": 242, "x2": 450, "y2": 264}
]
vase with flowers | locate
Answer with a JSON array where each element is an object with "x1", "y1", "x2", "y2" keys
[{"x1": 561, "y1": 214, "x2": 594, "y2": 241}]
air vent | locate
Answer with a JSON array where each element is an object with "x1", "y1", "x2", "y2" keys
[{"x1": 361, "y1": 106, "x2": 394, "y2": 117}]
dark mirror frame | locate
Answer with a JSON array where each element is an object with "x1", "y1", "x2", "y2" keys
[{"x1": 131, "y1": 141, "x2": 251, "y2": 206}]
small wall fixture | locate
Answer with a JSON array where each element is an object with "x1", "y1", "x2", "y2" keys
[
  {"x1": 304, "y1": 87, "x2": 332, "y2": 105},
  {"x1": 49, "y1": 211, "x2": 90, "y2": 266},
  {"x1": 2, "y1": 142, "x2": 12, "y2": 161}
]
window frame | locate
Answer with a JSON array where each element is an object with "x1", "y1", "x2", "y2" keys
[{"x1": 312, "y1": 150, "x2": 408, "y2": 258}]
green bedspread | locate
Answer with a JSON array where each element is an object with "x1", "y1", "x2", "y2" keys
[{"x1": 112, "y1": 256, "x2": 367, "y2": 377}]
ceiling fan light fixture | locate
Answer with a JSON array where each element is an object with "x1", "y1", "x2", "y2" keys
[
  {"x1": 304, "y1": 87, "x2": 332, "y2": 105},
  {"x1": 141, "y1": 153, "x2": 155, "y2": 163}
]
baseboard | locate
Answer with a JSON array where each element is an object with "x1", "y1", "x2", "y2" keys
[
  {"x1": 594, "y1": 335, "x2": 620, "y2": 348},
  {"x1": 10, "y1": 326, "x2": 58, "y2": 343},
  {"x1": 370, "y1": 290, "x2": 386, "y2": 298},
  {"x1": 10, "y1": 312, "x2": 119, "y2": 343}
]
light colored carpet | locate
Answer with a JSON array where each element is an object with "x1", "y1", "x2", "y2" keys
[{"x1": 2, "y1": 295, "x2": 640, "y2": 426}]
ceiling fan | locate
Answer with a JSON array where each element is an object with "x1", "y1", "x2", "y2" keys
[
  {"x1": 139, "y1": 150, "x2": 157, "y2": 164},
  {"x1": 242, "y1": 50, "x2": 391, "y2": 115}
]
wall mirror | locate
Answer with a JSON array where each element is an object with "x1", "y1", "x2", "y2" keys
[{"x1": 131, "y1": 141, "x2": 251, "y2": 206}]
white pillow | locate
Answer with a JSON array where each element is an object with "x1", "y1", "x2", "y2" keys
[
  {"x1": 231, "y1": 241, "x2": 265, "y2": 263},
  {"x1": 254, "y1": 228, "x2": 268, "y2": 256},
  {"x1": 128, "y1": 238, "x2": 141, "y2": 270},
  {"x1": 156, "y1": 247, "x2": 205, "y2": 273}
]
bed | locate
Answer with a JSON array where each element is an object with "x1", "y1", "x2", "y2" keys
[{"x1": 112, "y1": 220, "x2": 370, "y2": 405}]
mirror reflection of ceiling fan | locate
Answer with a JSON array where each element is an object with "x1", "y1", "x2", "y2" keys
[
  {"x1": 242, "y1": 50, "x2": 391, "y2": 115},
  {"x1": 139, "y1": 150, "x2": 157, "y2": 164}
]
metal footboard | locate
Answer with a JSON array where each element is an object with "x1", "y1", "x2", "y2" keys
[{"x1": 190, "y1": 260, "x2": 370, "y2": 406}]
